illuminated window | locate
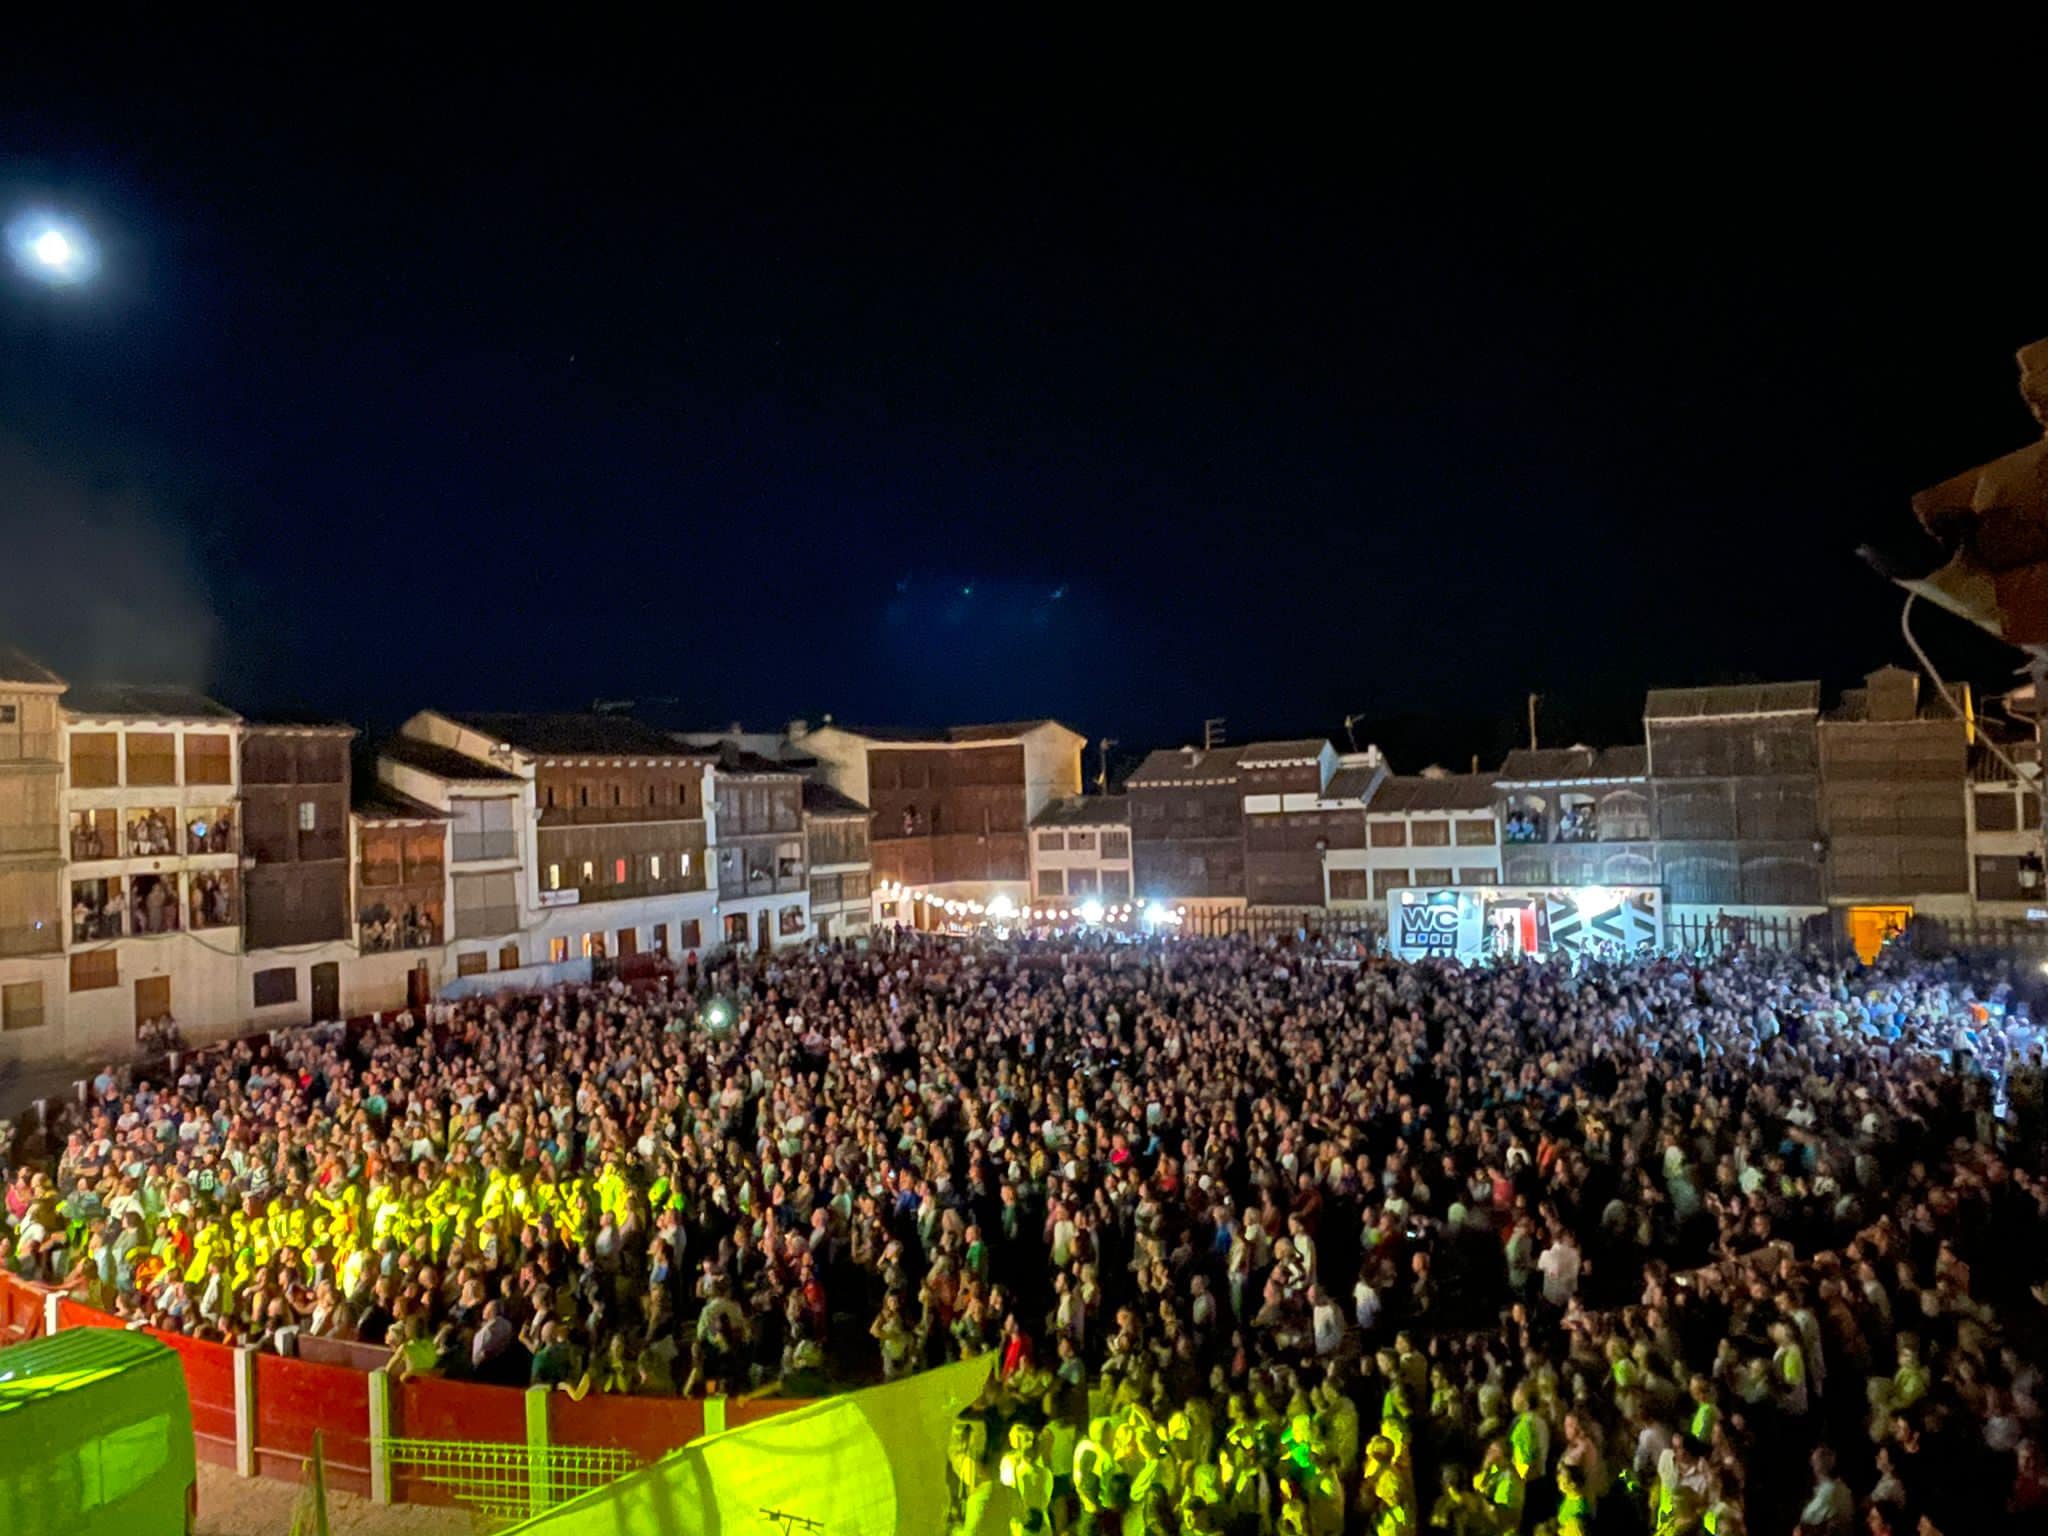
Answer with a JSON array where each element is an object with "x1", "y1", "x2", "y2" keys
[
  {"x1": 547, "y1": 864, "x2": 561, "y2": 890},
  {"x1": 650, "y1": 855, "x2": 663, "y2": 880},
  {"x1": 679, "y1": 852, "x2": 692, "y2": 878},
  {"x1": 580, "y1": 860, "x2": 594, "y2": 882},
  {"x1": 298, "y1": 801, "x2": 317, "y2": 832},
  {"x1": 614, "y1": 858, "x2": 627, "y2": 884},
  {"x1": 549, "y1": 937, "x2": 568, "y2": 963}
]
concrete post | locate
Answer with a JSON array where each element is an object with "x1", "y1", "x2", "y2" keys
[
  {"x1": 367, "y1": 1368, "x2": 393, "y2": 1505},
  {"x1": 42, "y1": 1288, "x2": 61, "y2": 1339},
  {"x1": 233, "y1": 1346, "x2": 258, "y2": 1477},
  {"x1": 525, "y1": 1385, "x2": 550, "y2": 1518}
]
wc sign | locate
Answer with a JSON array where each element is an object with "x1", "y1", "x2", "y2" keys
[{"x1": 1390, "y1": 891, "x2": 1480, "y2": 961}]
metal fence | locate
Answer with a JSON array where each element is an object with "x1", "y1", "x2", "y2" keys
[{"x1": 384, "y1": 1438, "x2": 642, "y2": 1525}]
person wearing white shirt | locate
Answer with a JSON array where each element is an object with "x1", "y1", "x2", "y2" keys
[{"x1": 1537, "y1": 1233, "x2": 1582, "y2": 1307}]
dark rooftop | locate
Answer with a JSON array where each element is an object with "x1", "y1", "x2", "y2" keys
[
  {"x1": 379, "y1": 734, "x2": 522, "y2": 782},
  {"x1": 801, "y1": 780, "x2": 869, "y2": 817},
  {"x1": 351, "y1": 786, "x2": 450, "y2": 821},
  {"x1": 1236, "y1": 738, "x2": 1332, "y2": 767},
  {"x1": 710, "y1": 742, "x2": 802, "y2": 776},
  {"x1": 1365, "y1": 774, "x2": 1499, "y2": 813},
  {"x1": 1323, "y1": 764, "x2": 1387, "y2": 802},
  {"x1": 826, "y1": 719, "x2": 1078, "y2": 745},
  {"x1": 244, "y1": 715, "x2": 357, "y2": 735},
  {"x1": 445, "y1": 712, "x2": 701, "y2": 757},
  {"x1": 1496, "y1": 745, "x2": 1648, "y2": 782},
  {"x1": 0, "y1": 645, "x2": 63, "y2": 689},
  {"x1": 61, "y1": 682, "x2": 238, "y2": 721},
  {"x1": 1031, "y1": 794, "x2": 1131, "y2": 829},
  {"x1": 1126, "y1": 745, "x2": 1245, "y2": 786},
  {"x1": 1643, "y1": 682, "x2": 1820, "y2": 720}
]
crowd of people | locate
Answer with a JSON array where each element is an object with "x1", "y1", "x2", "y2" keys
[{"x1": 4, "y1": 930, "x2": 2047, "y2": 1534}]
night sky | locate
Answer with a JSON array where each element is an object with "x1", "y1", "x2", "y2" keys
[{"x1": 2, "y1": 31, "x2": 2041, "y2": 776}]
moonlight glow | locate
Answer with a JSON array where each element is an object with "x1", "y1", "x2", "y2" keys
[{"x1": 6, "y1": 211, "x2": 99, "y2": 285}]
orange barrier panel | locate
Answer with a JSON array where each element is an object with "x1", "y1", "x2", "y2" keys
[
  {"x1": 550, "y1": 1390, "x2": 706, "y2": 1465},
  {"x1": 0, "y1": 1273, "x2": 52, "y2": 1341},
  {"x1": 256, "y1": 1352, "x2": 372, "y2": 1496}
]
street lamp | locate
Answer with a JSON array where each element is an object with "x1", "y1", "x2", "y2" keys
[{"x1": 6, "y1": 210, "x2": 99, "y2": 286}]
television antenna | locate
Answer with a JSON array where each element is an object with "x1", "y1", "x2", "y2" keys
[
  {"x1": 1201, "y1": 717, "x2": 1226, "y2": 749},
  {"x1": 1095, "y1": 736, "x2": 1118, "y2": 793}
]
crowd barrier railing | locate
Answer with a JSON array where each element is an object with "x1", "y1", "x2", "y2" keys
[{"x1": 0, "y1": 1270, "x2": 801, "y2": 1515}]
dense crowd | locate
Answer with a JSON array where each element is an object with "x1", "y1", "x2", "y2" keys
[{"x1": 4, "y1": 932, "x2": 2048, "y2": 1534}]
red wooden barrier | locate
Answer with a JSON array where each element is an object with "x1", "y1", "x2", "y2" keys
[
  {"x1": 0, "y1": 1274, "x2": 52, "y2": 1341},
  {"x1": 1, "y1": 1272, "x2": 811, "y2": 1507},
  {"x1": 257, "y1": 1352, "x2": 372, "y2": 1496},
  {"x1": 727, "y1": 1396, "x2": 809, "y2": 1430},
  {"x1": 550, "y1": 1390, "x2": 706, "y2": 1465}
]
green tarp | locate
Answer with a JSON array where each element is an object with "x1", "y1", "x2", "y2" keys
[{"x1": 505, "y1": 1354, "x2": 996, "y2": 1536}]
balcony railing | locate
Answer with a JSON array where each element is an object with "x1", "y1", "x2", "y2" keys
[
  {"x1": 359, "y1": 906, "x2": 443, "y2": 953},
  {"x1": 451, "y1": 831, "x2": 519, "y2": 863}
]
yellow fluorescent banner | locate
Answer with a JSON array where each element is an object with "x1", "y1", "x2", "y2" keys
[{"x1": 505, "y1": 1353, "x2": 997, "y2": 1536}]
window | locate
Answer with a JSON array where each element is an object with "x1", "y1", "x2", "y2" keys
[
  {"x1": 1369, "y1": 821, "x2": 1407, "y2": 847},
  {"x1": 1038, "y1": 868, "x2": 1066, "y2": 897},
  {"x1": 2, "y1": 980, "x2": 44, "y2": 1032},
  {"x1": 612, "y1": 784, "x2": 623, "y2": 806},
  {"x1": 842, "y1": 871, "x2": 870, "y2": 900},
  {"x1": 70, "y1": 950, "x2": 119, "y2": 991},
  {"x1": 650, "y1": 855, "x2": 663, "y2": 881},
  {"x1": 1456, "y1": 866, "x2": 1500, "y2": 885},
  {"x1": 1328, "y1": 869, "x2": 1373, "y2": 901},
  {"x1": 581, "y1": 860, "x2": 595, "y2": 882},
  {"x1": 1974, "y1": 789, "x2": 2019, "y2": 833},
  {"x1": 456, "y1": 952, "x2": 488, "y2": 977},
  {"x1": 79, "y1": 1413, "x2": 171, "y2": 1511},
  {"x1": 298, "y1": 800, "x2": 318, "y2": 832},
  {"x1": 617, "y1": 927, "x2": 638, "y2": 956},
  {"x1": 653, "y1": 922, "x2": 668, "y2": 954},
  {"x1": 647, "y1": 785, "x2": 658, "y2": 806},
  {"x1": 549, "y1": 936, "x2": 569, "y2": 963},
  {"x1": 1413, "y1": 866, "x2": 1453, "y2": 887},
  {"x1": 1411, "y1": 819, "x2": 1450, "y2": 847},
  {"x1": 582, "y1": 932, "x2": 606, "y2": 959},
  {"x1": 452, "y1": 870, "x2": 518, "y2": 938},
  {"x1": 614, "y1": 857, "x2": 628, "y2": 885},
  {"x1": 1455, "y1": 818, "x2": 1496, "y2": 847},
  {"x1": 1101, "y1": 869, "x2": 1131, "y2": 900},
  {"x1": 545, "y1": 785, "x2": 556, "y2": 808},
  {"x1": 678, "y1": 919, "x2": 701, "y2": 950},
  {"x1": 1187, "y1": 855, "x2": 1207, "y2": 877},
  {"x1": 449, "y1": 798, "x2": 517, "y2": 861},
  {"x1": 184, "y1": 734, "x2": 232, "y2": 785},
  {"x1": 1100, "y1": 831, "x2": 1130, "y2": 861},
  {"x1": 1067, "y1": 867, "x2": 1100, "y2": 895},
  {"x1": 678, "y1": 852, "x2": 693, "y2": 879},
  {"x1": 1371, "y1": 868, "x2": 1410, "y2": 900},
  {"x1": 252, "y1": 967, "x2": 297, "y2": 1007},
  {"x1": 125, "y1": 732, "x2": 177, "y2": 787},
  {"x1": 779, "y1": 904, "x2": 805, "y2": 935},
  {"x1": 0, "y1": 704, "x2": 12, "y2": 724},
  {"x1": 578, "y1": 785, "x2": 590, "y2": 807},
  {"x1": 70, "y1": 731, "x2": 119, "y2": 789},
  {"x1": 1039, "y1": 832, "x2": 1067, "y2": 853},
  {"x1": 1068, "y1": 831, "x2": 1096, "y2": 853},
  {"x1": 547, "y1": 863, "x2": 562, "y2": 890},
  {"x1": 499, "y1": 944, "x2": 521, "y2": 970},
  {"x1": 812, "y1": 874, "x2": 842, "y2": 907}
]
